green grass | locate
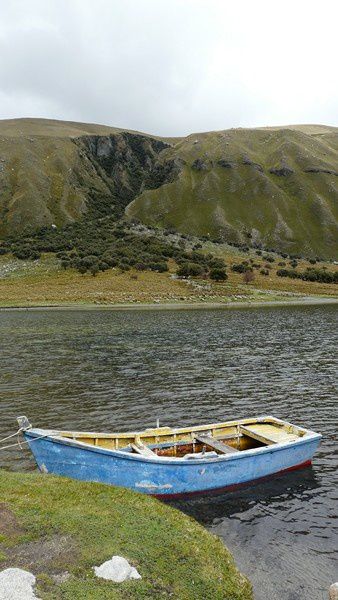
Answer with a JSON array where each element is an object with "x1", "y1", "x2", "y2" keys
[
  {"x1": 127, "y1": 127, "x2": 338, "y2": 259},
  {"x1": 0, "y1": 244, "x2": 337, "y2": 309},
  {"x1": 0, "y1": 118, "x2": 337, "y2": 259},
  {"x1": 0, "y1": 117, "x2": 181, "y2": 141},
  {"x1": 0, "y1": 469, "x2": 252, "y2": 599}
]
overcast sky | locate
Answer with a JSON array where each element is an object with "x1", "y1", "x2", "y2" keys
[{"x1": 0, "y1": 0, "x2": 337, "y2": 136}]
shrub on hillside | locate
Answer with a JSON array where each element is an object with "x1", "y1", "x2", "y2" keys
[
  {"x1": 90, "y1": 263, "x2": 99, "y2": 277},
  {"x1": 79, "y1": 255, "x2": 100, "y2": 270},
  {"x1": 304, "y1": 269, "x2": 338, "y2": 283},
  {"x1": 61, "y1": 259, "x2": 70, "y2": 270},
  {"x1": 231, "y1": 263, "x2": 246, "y2": 273},
  {"x1": 98, "y1": 261, "x2": 109, "y2": 272},
  {"x1": 118, "y1": 262, "x2": 130, "y2": 271},
  {"x1": 148, "y1": 262, "x2": 168, "y2": 272},
  {"x1": 276, "y1": 268, "x2": 338, "y2": 284},
  {"x1": 12, "y1": 247, "x2": 41, "y2": 260},
  {"x1": 276, "y1": 268, "x2": 297, "y2": 278},
  {"x1": 101, "y1": 255, "x2": 118, "y2": 268},
  {"x1": 177, "y1": 262, "x2": 205, "y2": 277},
  {"x1": 210, "y1": 268, "x2": 228, "y2": 281},
  {"x1": 208, "y1": 257, "x2": 226, "y2": 270},
  {"x1": 135, "y1": 262, "x2": 147, "y2": 271}
]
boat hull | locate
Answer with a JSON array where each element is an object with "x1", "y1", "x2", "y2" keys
[{"x1": 24, "y1": 430, "x2": 321, "y2": 497}]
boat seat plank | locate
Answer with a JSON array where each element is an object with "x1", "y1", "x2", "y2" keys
[
  {"x1": 194, "y1": 435, "x2": 239, "y2": 454},
  {"x1": 239, "y1": 424, "x2": 299, "y2": 445},
  {"x1": 130, "y1": 442, "x2": 157, "y2": 457}
]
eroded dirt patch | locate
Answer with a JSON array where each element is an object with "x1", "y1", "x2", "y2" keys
[
  {"x1": 0, "y1": 503, "x2": 24, "y2": 537},
  {"x1": 1, "y1": 534, "x2": 78, "y2": 575}
]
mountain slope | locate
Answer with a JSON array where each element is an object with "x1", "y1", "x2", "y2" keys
[
  {"x1": 127, "y1": 126, "x2": 338, "y2": 258},
  {"x1": 0, "y1": 118, "x2": 337, "y2": 258},
  {"x1": 0, "y1": 118, "x2": 178, "y2": 237}
]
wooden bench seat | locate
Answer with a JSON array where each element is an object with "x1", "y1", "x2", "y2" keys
[
  {"x1": 239, "y1": 424, "x2": 299, "y2": 445},
  {"x1": 130, "y1": 442, "x2": 157, "y2": 457},
  {"x1": 194, "y1": 435, "x2": 239, "y2": 454}
]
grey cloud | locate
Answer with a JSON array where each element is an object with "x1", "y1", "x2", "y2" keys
[{"x1": 0, "y1": 0, "x2": 337, "y2": 135}]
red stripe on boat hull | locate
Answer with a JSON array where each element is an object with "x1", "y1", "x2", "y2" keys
[{"x1": 154, "y1": 459, "x2": 312, "y2": 500}]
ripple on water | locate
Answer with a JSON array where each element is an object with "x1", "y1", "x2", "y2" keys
[{"x1": 0, "y1": 305, "x2": 337, "y2": 600}]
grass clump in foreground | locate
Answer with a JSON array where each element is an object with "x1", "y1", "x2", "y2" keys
[{"x1": 0, "y1": 470, "x2": 252, "y2": 599}]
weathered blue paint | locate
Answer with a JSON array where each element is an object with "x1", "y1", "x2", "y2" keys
[{"x1": 24, "y1": 429, "x2": 321, "y2": 497}]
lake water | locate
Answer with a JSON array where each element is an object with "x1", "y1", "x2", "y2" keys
[{"x1": 0, "y1": 305, "x2": 337, "y2": 599}]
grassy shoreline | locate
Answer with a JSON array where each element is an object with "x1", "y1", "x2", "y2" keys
[
  {"x1": 0, "y1": 252, "x2": 337, "y2": 310},
  {"x1": 0, "y1": 296, "x2": 338, "y2": 312},
  {"x1": 0, "y1": 469, "x2": 252, "y2": 599}
]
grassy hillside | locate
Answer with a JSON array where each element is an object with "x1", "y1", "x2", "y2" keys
[
  {"x1": 127, "y1": 126, "x2": 338, "y2": 259},
  {"x1": 0, "y1": 117, "x2": 181, "y2": 141},
  {"x1": 0, "y1": 240, "x2": 337, "y2": 308},
  {"x1": 0, "y1": 119, "x2": 178, "y2": 237},
  {"x1": 0, "y1": 469, "x2": 252, "y2": 599},
  {"x1": 0, "y1": 118, "x2": 337, "y2": 259}
]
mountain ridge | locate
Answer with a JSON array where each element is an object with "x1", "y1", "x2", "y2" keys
[
  {"x1": 1, "y1": 117, "x2": 337, "y2": 139},
  {"x1": 0, "y1": 118, "x2": 337, "y2": 258}
]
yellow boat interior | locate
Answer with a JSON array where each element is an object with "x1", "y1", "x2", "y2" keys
[{"x1": 58, "y1": 416, "x2": 308, "y2": 459}]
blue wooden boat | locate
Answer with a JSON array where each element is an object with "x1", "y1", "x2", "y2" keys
[{"x1": 18, "y1": 415, "x2": 321, "y2": 498}]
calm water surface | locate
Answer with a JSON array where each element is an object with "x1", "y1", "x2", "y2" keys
[{"x1": 0, "y1": 306, "x2": 337, "y2": 599}]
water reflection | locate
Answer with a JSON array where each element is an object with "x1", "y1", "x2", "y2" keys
[
  {"x1": 172, "y1": 466, "x2": 321, "y2": 523},
  {"x1": 174, "y1": 466, "x2": 335, "y2": 600}
]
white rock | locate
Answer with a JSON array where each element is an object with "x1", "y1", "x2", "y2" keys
[
  {"x1": 329, "y1": 583, "x2": 338, "y2": 600},
  {"x1": 0, "y1": 568, "x2": 40, "y2": 600},
  {"x1": 94, "y1": 556, "x2": 141, "y2": 583}
]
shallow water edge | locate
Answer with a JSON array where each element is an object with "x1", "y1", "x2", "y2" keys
[{"x1": 1, "y1": 295, "x2": 337, "y2": 312}]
